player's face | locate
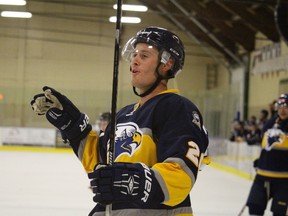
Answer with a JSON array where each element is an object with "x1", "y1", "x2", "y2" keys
[
  {"x1": 278, "y1": 105, "x2": 288, "y2": 120},
  {"x1": 130, "y1": 43, "x2": 159, "y2": 92},
  {"x1": 99, "y1": 120, "x2": 109, "y2": 132}
]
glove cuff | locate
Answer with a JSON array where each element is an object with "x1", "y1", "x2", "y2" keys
[
  {"x1": 64, "y1": 113, "x2": 92, "y2": 143},
  {"x1": 137, "y1": 163, "x2": 164, "y2": 206}
]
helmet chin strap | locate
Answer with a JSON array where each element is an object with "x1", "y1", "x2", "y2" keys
[{"x1": 133, "y1": 63, "x2": 167, "y2": 98}]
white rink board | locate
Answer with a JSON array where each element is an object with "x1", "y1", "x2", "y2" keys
[{"x1": 0, "y1": 127, "x2": 56, "y2": 146}]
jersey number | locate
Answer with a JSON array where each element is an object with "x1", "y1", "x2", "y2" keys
[{"x1": 186, "y1": 141, "x2": 201, "y2": 167}]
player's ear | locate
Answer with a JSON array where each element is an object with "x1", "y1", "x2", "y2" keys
[{"x1": 159, "y1": 58, "x2": 174, "y2": 74}]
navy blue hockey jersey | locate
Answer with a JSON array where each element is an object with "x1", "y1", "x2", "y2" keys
[
  {"x1": 256, "y1": 117, "x2": 288, "y2": 178},
  {"x1": 73, "y1": 89, "x2": 209, "y2": 215}
]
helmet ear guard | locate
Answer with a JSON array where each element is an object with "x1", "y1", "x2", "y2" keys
[
  {"x1": 159, "y1": 51, "x2": 177, "y2": 78},
  {"x1": 160, "y1": 51, "x2": 170, "y2": 64}
]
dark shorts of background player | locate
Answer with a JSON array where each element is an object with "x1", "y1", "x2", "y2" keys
[{"x1": 247, "y1": 175, "x2": 288, "y2": 215}]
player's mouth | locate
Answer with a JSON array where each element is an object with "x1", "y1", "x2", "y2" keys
[{"x1": 131, "y1": 69, "x2": 140, "y2": 74}]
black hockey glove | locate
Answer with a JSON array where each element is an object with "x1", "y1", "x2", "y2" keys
[
  {"x1": 88, "y1": 162, "x2": 164, "y2": 206},
  {"x1": 30, "y1": 86, "x2": 92, "y2": 143}
]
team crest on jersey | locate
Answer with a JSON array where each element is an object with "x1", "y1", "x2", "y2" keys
[
  {"x1": 263, "y1": 128, "x2": 287, "y2": 151},
  {"x1": 192, "y1": 111, "x2": 201, "y2": 129},
  {"x1": 114, "y1": 122, "x2": 143, "y2": 159}
]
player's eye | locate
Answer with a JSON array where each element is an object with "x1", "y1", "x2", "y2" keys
[{"x1": 139, "y1": 53, "x2": 148, "y2": 59}]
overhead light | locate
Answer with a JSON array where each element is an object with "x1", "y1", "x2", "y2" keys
[
  {"x1": 109, "y1": 16, "x2": 141, "y2": 24},
  {"x1": 0, "y1": 0, "x2": 26, "y2": 5},
  {"x1": 113, "y1": 4, "x2": 148, "y2": 12},
  {"x1": 1, "y1": 11, "x2": 32, "y2": 18}
]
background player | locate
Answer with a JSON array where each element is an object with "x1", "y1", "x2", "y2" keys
[
  {"x1": 246, "y1": 93, "x2": 288, "y2": 216},
  {"x1": 94, "y1": 112, "x2": 111, "y2": 134}
]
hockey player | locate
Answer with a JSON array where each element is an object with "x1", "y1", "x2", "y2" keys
[
  {"x1": 246, "y1": 93, "x2": 288, "y2": 216},
  {"x1": 94, "y1": 112, "x2": 111, "y2": 134},
  {"x1": 30, "y1": 26, "x2": 209, "y2": 216}
]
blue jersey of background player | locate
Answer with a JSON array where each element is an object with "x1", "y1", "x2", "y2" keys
[{"x1": 246, "y1": 93, "x2": 288, "y2": 216}]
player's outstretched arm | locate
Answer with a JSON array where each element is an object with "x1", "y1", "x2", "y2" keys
[{"x1": 30, "y1": 86, "x2": 92, "y2": 149}]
